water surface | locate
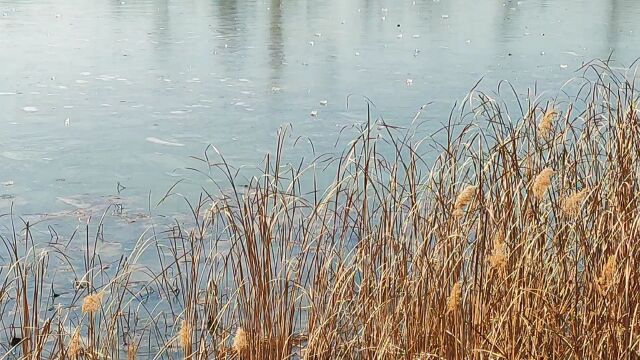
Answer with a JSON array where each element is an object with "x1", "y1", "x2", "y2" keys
[{"x1": 1, "y1": 0, "x2": 639, "y2": 221}]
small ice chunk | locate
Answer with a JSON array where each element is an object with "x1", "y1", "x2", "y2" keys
[
  {"x1": 271, "y1": 86, "x2": 281, "y2": 92},
  {"x1": 23, "y1": 106, "x2": 38, "y2": 113},
  {"x1": 314, "y1": 33, "x2": 322, "y2": 37},
  {"x1": 64, "y1": 118, "x2": 70, "y2": 126},
  {"x1": 406, "y1": 79, "x2": 413, "y2": 86},
  {"x1": 560, "y1": 64, "x2": 568, "y2": 69},
  {"x1": 2, "y1": 181, "x2": 14, "y2": 186},
  {"x1": 310, "y1": 110, "x2": 318, "y2": 117},
  {"x1": 320, "y1": 100, "x2": 328, "y2": 106},
  {"x1": 146, "y1": 137, "x2": 185, "y2": 147},
  {"x1": 397, "y1": 33, "x2": 403, "y2": 38},
  {"x1": 441, "y1": 14, "x2": 449, "y2": 19},
  {"x1": 309, "y1": 41, "x2": 314, "y2": 46},
  {"x1": 412, "y1": 34, "x2": 421, "y2": 38}
]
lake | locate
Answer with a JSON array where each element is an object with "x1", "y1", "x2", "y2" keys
[{"x1": 1, "y1": 0, "x2": 639, "y2": 222}]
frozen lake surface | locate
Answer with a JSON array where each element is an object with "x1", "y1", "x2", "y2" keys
[{"x1": 1, "y1": 0, "x2": 640, "y2": 219}]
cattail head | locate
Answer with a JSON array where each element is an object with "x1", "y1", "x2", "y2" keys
[
  {"x1": 179, "y1": 319, "x2": 191, "y2": 351},
  {"x1": 488, "y1": 231, "x2": 508, "y2": 274},
  {"x1": 232, "y1": 327, "x2": 248, "y2": 353},
  {"x1": 538, "y1": 109, "x2": 557, "y2": 138},
  {"x1": 81, "y1": 292, "x2": 103, "y2": 315},
  {"x1": 596, "y1": 254, "x2": 617, "y2": 295},
  {"x1": 68, "y1": 329, "x2": 83, "y2": 360},
  {"x1": 446, "y1": 281, "x2": 462, "y2": 313},
  {"x1": 453, "y1": 185, "x2": 477, "y2": 217},
  {"x1": 532, "y1": 168, "x2": 554, "y2": 199},
  {"x1": 561, "y1": 188, "x2": 590, "y2": 217}
]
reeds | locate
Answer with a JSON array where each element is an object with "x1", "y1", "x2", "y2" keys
[{"x1": 1, "y1": 61, "x2": 639, "y2": 359}]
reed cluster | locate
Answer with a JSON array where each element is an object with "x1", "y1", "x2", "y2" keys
[{"x1": 0, "y1": 61, "x2": 639, "y2": 359}]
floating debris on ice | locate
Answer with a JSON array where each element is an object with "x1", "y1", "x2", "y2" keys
[
  {"x1": 238, "y1": 78, "x2": 250, "y2": 82},
  {"x1": 560, "y1": 64, "x2": 568, "y2": 69},
  {"x1": 271, "y1": 86, "x2": 281, "y2": 92},
  {"x1": 314, "y1": 33, "x2": 322, "y2": 37},
  {"x1": 310, "y1": 110, "x2": 318, "y2": 117},
  {"x1": 412, "y1": 34, "x2": 421, "y2": 38},
  {"x1": 320, "y1": 100, "x2": 328, "y2": 106},
  {"x1": 397, "y1": 33, "x2": 403, "y2": 39},
  {"x1": 309, "y1": 41, "x2": 314, "y2": 46},
  {"x1": 355, "y1": 51, "x2": 360, "y2": 56},
  {"x1": 23, "y1": 106, "x2": 38, "y2": 113},
  {"x1": 146, "y1": 137, "x2": 185, "y2": 147},
  {"x1": 441, "y1": 14, "x2": 449, "y2": 19},
  {"x1": 1, "y1": 181, "x2": 14, "y2": 186},
  {"x1": 406, "y1": 79, "x2": 413, "y2": 86},
  {"x1": 65, "y1": 118, "x2": 70, "y2": 126},
  {"x1": 75, "y1": 79, "x2": 88, "y2": 84}
]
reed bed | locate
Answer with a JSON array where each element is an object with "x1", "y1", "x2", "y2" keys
[{"x1": 1, "y1": 61, "x2": 640, "y2": 359}]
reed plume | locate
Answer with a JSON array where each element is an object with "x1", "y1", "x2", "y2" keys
[
  {"x1": 453, "y1": 185, "x2": 477, "y2": 217},
  {"x1": 81, "y1": 292, "x2": 103, "y2": 315},
  {"x1": 233, "y1": 327, "x2": 248, "y2": 353},
  {"x1": 447, "y1": 282, "x2": 462, "y2": 313},
  {"x1": 561, "y1": 188, "x2": 590, "y2": 217},
  {"x1": 539, "y1": 108, "x2": 557, "y2": 138},
  {"x1": 532, "y1": 168, "x2": 554, "y2": 199}
]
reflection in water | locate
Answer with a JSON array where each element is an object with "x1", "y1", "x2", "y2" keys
[
  {"x1": 268, "y1": 0, "x2": 284, "y2": 84},
  {"x1": 151, "y1": 0, "x2": 170, "y2": 55},
  {"x1": 2, "y1": 0, "x2": 640, "y2": 216}
]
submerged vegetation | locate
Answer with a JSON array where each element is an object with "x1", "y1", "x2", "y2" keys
[{"x1": 2, "y1": 61, "x2": 640, "y2": 359}]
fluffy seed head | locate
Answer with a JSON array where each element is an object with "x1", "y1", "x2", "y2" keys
[
  {"x1": 179, "y1": 320, "x2": 191, "y2": 350},
  {"x1": 532, "y1": 168, "x2": 554, "y2": 199},
  {"x1": 453, "y1": 185, "x2": 477, "y2": 217},
  {"x1": 488, "y1": 231, "x2": 508, "y2": 274},
  {"x1": 447, "y1": 282, "x2": 462, "y2": 313},
  {"x1": 539, "y1": 109, "x2": 557, "y2": 138},
  {"x1": 561, "y1": 188, "x2": 590, "y2": 217},
  {"x1": 233, "y1": 327, "x2": 248, "y2": 353},
  {"x1": 596, "y1": 254, "x2": 617, "y2": 295},
  {"x1": 81, "y1": 292, "x2": 103, "y2": 315}
]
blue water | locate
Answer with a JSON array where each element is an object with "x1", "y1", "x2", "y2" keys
[{"x1": 1, "y1": 0, "x2": 639, "y2": 225}]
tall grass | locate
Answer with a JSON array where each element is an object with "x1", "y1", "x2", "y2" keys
[{"x1": 1, "y1": 61, "x2": 640, "y2": 359}]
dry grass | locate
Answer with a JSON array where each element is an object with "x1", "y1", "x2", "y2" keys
[{"x1": 1, "y1": 61, "x2": 640, "y2": 359}]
